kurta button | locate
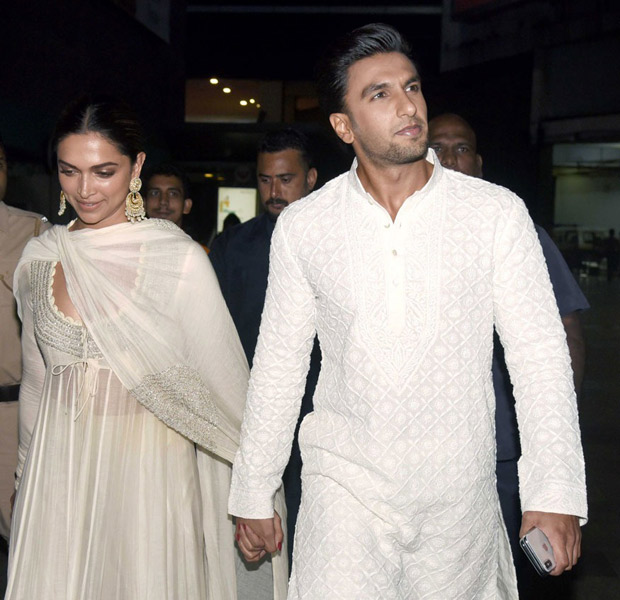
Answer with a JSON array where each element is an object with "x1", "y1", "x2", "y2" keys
[
  {"x1": 384, "y1": 223, "x2": 390, "y2": 229},
  {"x1": 392, "y1": 249, "x2": 397, "y2": 256}
]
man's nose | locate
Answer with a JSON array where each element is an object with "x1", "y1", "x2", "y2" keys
[
  {"x1": 397, "y1": 90, "x2": 418, "y2": 118},
  {"x1": 440, "y1": 149, "x2": 457, "y2": 169},
  {"x1": 270, "y1": 180, "x2": 281, "y2": 198}
]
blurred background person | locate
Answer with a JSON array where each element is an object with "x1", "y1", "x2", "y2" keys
[
  {"x1": 222, "y1": 212, "x2": 241, "y2": 231},
  {"x1": 209, "y1": 127, "x2": 319, "y2": 567},
  {"x1": 144, "y1": 162, "x2": 209, "y2": 252},
  {"x1": 144, "y1": 162, "x2": 192, "y2": 228},
  {"x1": 0, "y1": 133, "x2": 50, "y2": 546}
]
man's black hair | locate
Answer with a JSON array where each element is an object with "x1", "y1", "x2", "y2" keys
[
  {"x1": 145, "y1": 162, "x2": 191, "y2": 199},
  {"x1": 316, "y1": 23, "x2": 413, "y2": 116},
  {"x1": 258, "y1": 128, "x2": 314, "y2": 171}
]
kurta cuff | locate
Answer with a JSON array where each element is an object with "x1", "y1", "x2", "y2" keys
[
  {"x1": 520, "y1": 482, "x2": 588, "y2": 526},
  {"x1": 228, "y1": 486, "x2": 277, "y2": 519}
]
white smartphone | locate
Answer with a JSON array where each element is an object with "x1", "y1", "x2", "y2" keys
[{"x1": 519, "y1": 527, "x2": 556, "y2": 577}]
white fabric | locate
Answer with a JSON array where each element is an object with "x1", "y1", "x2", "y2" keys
[
  {"x1": 7, "y1": 220, "x2": 287, "y2": 599},
  {"x1": 229, "y1": 152, "x2": 587, "y2": 599}
]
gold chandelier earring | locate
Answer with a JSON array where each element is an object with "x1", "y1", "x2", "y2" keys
[
  {"x1": 58, "y1": 191, "x2": 67, "y2": 216},
  {"x1": 125, "y1": 177, "x2": 146, "y2": 223}
]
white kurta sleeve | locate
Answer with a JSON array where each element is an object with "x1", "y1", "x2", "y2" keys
[
  {"x1": 14, "y1": 265, "x2": 46, "y2": 490},
  {"x1": 492, "y1": 196, "x2": 587, "y2": 523},
  {"x1": 229, "y1": 214, "x2": 317, "y2": 518}
]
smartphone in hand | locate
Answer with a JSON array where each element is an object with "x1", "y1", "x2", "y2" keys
[{"x1": 520, "y1": 527, "x2": 556, "y2": 577}]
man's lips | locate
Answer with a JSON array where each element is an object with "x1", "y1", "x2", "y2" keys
[{"x1": 396, "y1": 124, "x2": 423, "y2": 136}]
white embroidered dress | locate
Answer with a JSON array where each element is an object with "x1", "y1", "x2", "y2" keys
[
  {"x1": 7, "y1": 220, "x2": 287, "y2": 600},
  {"x1": 229, "y1": 152, "x2": 587, "y2": 599}
]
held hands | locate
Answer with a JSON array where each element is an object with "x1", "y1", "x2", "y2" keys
[
  {"x1": 235, "y1": 512, "x2": 283, "y2": 562},
  {"x1": 521, "y1": 511, "x2": 581, "y2": 576}
]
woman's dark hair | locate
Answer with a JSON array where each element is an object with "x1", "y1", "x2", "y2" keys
[
  {"x1": 52, "y1": 95, "x2": 144, "y2": 163},
  {"x1": 316, "y1": 23, "x2": 413, "y2": 117}
]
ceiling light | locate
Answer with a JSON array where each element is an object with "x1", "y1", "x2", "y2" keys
[
  {"x1": 204, "y1": 173, "x2": 214, "y2": 178},
  {"x1": 249, "y1": 98, "x2": 255, "y2": 104},
  {"x1": 256, "y1": 104, "x2": 261, "y2": 108},
  {"x1": 209, "y1": 78, "x2": 219, "y2": 85},
  {"x1": 240, "y1": 100, "x2": 248, "y2": 106},
  {"x1": 223, "y1": 87, "x2": 231, "y2": 94}
]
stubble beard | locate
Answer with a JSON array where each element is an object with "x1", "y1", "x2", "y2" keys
[{"x1": 355, "y1": 126, "x2": 429, "y2": 167}]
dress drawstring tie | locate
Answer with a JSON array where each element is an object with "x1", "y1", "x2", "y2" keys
[{"x1": 51, "y1": 329, "x2": 99, "y2": 420}]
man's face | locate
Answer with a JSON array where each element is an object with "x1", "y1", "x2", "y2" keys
[
  {"x1": 0, "y1": 146, "x2": 7, "y2": 202},
  {"x1": 428, "y1": 115, "x2": 482, "y2": 177},
  {"x1": 331, "y1": 52, "x2": 429, "y2": 167},
  {"x1": 145, "y1": 174, "x2": 192, "y2": 227},
  {"x1": 257, "y1": 149, "x2": 317, "y2": 218}
]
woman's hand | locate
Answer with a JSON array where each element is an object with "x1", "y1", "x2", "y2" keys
[{"x1": 235, "y1": 511, "x2": 283, "y2": 562}]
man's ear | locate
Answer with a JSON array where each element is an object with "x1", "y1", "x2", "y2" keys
[
  {"x1": 183, "y1": 198, "x2": 193, "y2": 215},
  {"x1": 306, "y1": 168, "x2": 318, "y2": 192},
  {"x1": 476, "y1": 154, "x2": 483, "y2": 178},
  {"x1": 329, "y1": 113, "x2": 354, "y2": 145}
]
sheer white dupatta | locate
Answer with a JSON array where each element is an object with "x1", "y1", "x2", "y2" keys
[{"x1": 16, "y1": 219, "x2": 288, "y2": 599}]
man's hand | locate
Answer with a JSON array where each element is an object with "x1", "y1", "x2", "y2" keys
[
  {"x1": 520, "y1": 511, "x2": 581, "y2": 575},
  {"x1": 235, "y1": 512, "x2": 283, "y2": 562}
]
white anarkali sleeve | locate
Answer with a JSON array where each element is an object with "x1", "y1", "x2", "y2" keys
[
  {"x1": 492, "y1": 196, "x2": 587, "y2": 522},
  {"x1": 14, "y1": 264, "x2": 46, "y2": 490}
]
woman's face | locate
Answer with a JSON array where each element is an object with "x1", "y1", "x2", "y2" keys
[{"x1": 57, "y1": 132, "x2": 145, "y2": 230}]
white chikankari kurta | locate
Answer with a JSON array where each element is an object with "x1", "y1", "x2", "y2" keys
[{"x1": 229, "y1": 151, "x2": 587, "y2": 599}]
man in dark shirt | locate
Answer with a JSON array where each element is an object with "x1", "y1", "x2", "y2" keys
[
  {"x1": 429, "y1": 113, "x2": 589, "y2": 596},
  {"x1": 209, "y1": 128, "x2": 318, "y2": 566}
]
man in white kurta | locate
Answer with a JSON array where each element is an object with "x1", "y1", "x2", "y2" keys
[{"x1": 229, "y1": 24, "x2": 586, "y2": 600}]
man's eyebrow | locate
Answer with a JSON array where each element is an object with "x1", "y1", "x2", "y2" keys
[
  {"x1": 361, "y1": 75, "x2": 420, "y2": 99},
  {"x1": 361, "y1": 81, "x2": 391, "y2": 99},
  {"x1": 258, "y1": 172, "x2": 296, "y2": 178}
]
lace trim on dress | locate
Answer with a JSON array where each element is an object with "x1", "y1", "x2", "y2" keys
[
  {"x1": 130, "y1": 365, "x2": 219, "y2": 450},
  {"x1": 31, "y1": 261, "x2": 103, "y2": 359}
]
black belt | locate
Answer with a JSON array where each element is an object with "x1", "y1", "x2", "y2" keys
[{"x1": 0, "y1": 384, "x2": 20, "y2": 402}]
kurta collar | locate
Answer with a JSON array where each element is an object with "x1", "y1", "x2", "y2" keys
[{"x1": 347, "y1": 148, "x2": 444, "y2": 217}]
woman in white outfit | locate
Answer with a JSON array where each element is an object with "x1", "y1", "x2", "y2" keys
[{"x1": 5, "y1": 97, "x2": 287, "y2": 600}]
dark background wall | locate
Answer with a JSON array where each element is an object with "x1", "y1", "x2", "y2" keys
[{"x1": 1, "y1": 0, "x2": 186, "y2": 217}]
